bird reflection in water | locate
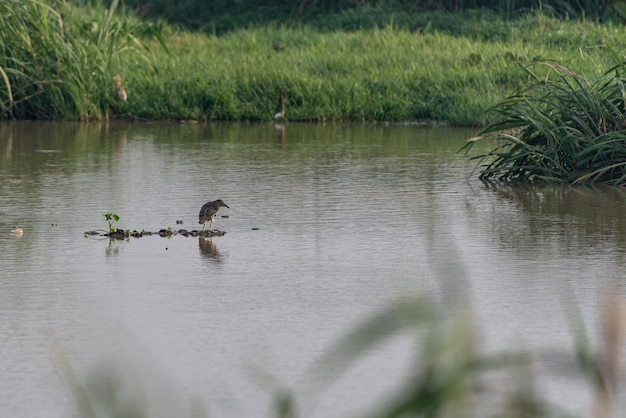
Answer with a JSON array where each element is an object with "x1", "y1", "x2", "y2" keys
[
  {"x1": 274, "y1": 123, "x2": 285, "y2": 146},
  {"x1": 273, "y1": 89, "x2": 287, "y2": 146},
  {"x1": 199, "y1": 237, "x2": 221, "y2": 261}
]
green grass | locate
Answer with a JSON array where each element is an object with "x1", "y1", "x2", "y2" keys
[
  {"x1": 4, "y1": 1, "x2": 626, "y2": 125},
  {"x1": 463, "y1": 61, "x2": 626, "y2": 186},
  {"x1": 0, "y1": 0, "x2": 163, "y2": 120},
  {"x1": 93, "y1": 15, "x2": 626, "y2": 125},
  {"x1": 121, "y1": 0, "x2": 622, "y2": 34}
]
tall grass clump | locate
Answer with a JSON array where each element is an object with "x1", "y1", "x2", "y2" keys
[
  {"x1": 464, "y1": 61, "x2": 626, "y2": 186},
  {"x1": 0, "y1": 0, "x2": 163, "y2": 120}
]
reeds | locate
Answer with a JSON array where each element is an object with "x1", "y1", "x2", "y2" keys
[
  {"x1": 464, "y1": 61, "x2": 626, "y2": 186},
  {"x1": 0, "y1": 0, "x2": 162, "y2": 120}
]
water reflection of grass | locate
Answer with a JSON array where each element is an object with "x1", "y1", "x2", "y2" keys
[{"x1": 57, "y1": 295, "x2": 625, "y2": 418}]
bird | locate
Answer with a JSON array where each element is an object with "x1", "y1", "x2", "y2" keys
[
  {"x1": 10, "y1": 227, "x2": 23, "y2": 237},
  {"x1": 112, "y1": 74, "x2": 127, "y2": 102},
  {"x1": 199, "y1": 199, "x2": 230, "y2": 231},
  {"x1": 274, "y1": 89, "x2": 287, "y2": 121},
  {"x1": 272, "y1": 42, "x2": 283, "y2": 52}
]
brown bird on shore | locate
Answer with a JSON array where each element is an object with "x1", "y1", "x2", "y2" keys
[
  {"x1": 274, "y1": 89, "x2": 287, "y2": 121},
  {"x1": 112, "y1": 74, "x2": 127, "y2": 102},
  {"x1": 199, "y1": 199, "x2": 230, "y2": 231}
]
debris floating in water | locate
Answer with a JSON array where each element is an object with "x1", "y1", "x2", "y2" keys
[
  {"x1": 10, "y1": 227, "x2": 23, "y2": 237},
  {"x1": 84, "y1": 228, "x2": 226, "y2": 240}
]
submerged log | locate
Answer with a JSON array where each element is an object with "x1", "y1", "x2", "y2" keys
[{"x1": 84, "y1": 228, "x2": 226, "y2": 240}]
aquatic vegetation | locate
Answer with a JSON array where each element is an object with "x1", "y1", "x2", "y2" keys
[
  {"x1": 85, "y1": 225, "x2": 226, "y2": 239},
  {"x1": 104, "y1": 212, "x2": 120, "y2": 233},
  {"x1": 90, "y1": 210, "x2": 227, "y2": 238},
  {"x1": 464, "y1": 61, "x2": 626, "y2": 186}
]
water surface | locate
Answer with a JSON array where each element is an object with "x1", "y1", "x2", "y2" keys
[{"x1": 1, "y1": 121, "x2": 625, "y2": 417}]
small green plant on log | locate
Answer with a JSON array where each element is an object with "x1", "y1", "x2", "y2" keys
[
  {"x1": 104, "y1": 213, "x2": 120, "y2": 233},
  {"x1": 464, "y1": 61, "x2": 626, "y2": 186}
]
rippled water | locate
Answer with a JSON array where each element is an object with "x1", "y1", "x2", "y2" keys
[{"x1": 1, "y1": 121, "x2": 625, "y2": 417}]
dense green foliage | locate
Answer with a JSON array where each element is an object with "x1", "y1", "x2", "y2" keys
[
  {"x1": 464, "y1": 62, "x2": 626, "y2": 186},
  {"x1": 0, "y1": 0, "x2": 163, "y2": 120},
  {"x1": 3, "y1": 0, "x2": 626, "y2": 124},
  {"x1": 91, "y1": 14, "x2": 626, "y2": 124},
  {"x1": 116, "y1": 0, "x2": 621, "y2": 34}
]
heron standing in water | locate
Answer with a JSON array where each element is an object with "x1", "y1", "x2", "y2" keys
[
  {"x1": 199, "y1": 199, "x2": 230, "y2": 231},
  {"x1": 112, "y1": 74, "x2": 127, "y2": 102},
  {"x1": 274, "y1": 89, "x2": 287, "y2": 121}
]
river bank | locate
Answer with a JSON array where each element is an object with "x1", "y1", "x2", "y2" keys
[{"x1": 2, "y1": 2, "x2": 626, "y2": 125}]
